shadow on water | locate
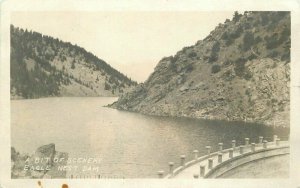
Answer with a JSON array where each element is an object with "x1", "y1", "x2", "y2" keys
[{"x1": 114, "y1": 108, "x2": 289, "y2": 148}]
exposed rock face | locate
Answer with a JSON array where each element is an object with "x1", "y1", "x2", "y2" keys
[
  {"x1": 11, "y1": 144, "x2": 68, "y2": 179},
  {"x1": 35, "y1": 144, "x2": 56, "y2": 159},
  {"x1": 111, "y1": 11, "x2": 290, "y2": 127}
]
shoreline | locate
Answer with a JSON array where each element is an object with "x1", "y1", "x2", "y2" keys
[
  {"x1": 11, "y1": 96, "x2": 289, "y2": 128},
  {"x1": 10, "y1": 96, "x2": 119, "y2": 101},
  {"x1": 110, "y1": 107, "x2": 290, "y2": 128}
]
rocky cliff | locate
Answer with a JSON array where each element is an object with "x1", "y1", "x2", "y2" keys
[
  {"x1": 10, "y1": 25, "x2": 137, "y2": 99},
  {"x1": 111, "y1": 11, "x2": 290, "y2": 127}
]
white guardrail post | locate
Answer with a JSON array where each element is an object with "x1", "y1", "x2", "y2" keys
[
  {"x1": 273, "y1": 135, "x2": 278, "y2": 142},
  {"x1": 218, "y1": 143, "x2": 223, "y2": 152},
  {"x1": 180, "y1": 155, "x2": 186, "y2": 166},
  {"x1": 231, "y1": 140, "x2": 236, "y2": 150},
  {"x1": 193, "y1": 150, "x2": 199, "y2": 160},
  {"x1": 206, "y1": 146, "x2": 211, "y2": 156},
  {"x1": 158, "y1": 170, "x2": 164, "y2": 178},
  {"x1": 263, "y1": 140, "x2": 268, "y2": 149},
  {"x1": 169, "y1": 162, "x2": 174, "y2": 174},
  {"x1": 245, "y1": 138, "x2": 249, "y2": 146}
]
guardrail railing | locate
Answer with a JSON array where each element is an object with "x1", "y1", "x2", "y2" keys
[{"x1": 157, "y1": 135, "x2": 289, "y2": 178}]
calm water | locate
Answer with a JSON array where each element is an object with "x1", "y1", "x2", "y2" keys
[{"x1": 11, "y1": 97, "x2": 289, "y2": 178}]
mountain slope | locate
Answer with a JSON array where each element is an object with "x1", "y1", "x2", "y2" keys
[
  {"x1": 10, "y1": 25, "x2": 137, "y2": 99},
  {"x1": 111, "y1": 11, "x2": 290, "y2": 127}
]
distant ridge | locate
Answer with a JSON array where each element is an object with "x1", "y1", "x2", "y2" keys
[{"x1": 10, "y1": 25, "x2": 137, "y2": 99}]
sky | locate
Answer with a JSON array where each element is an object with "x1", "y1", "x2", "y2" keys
[{"x1": 11, "y1": 11, "x2": 234, "y2": 82}]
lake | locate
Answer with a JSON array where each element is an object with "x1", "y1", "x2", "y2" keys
[{"x1": 11, "y1": 97, "x2": 289, "y2": 178}]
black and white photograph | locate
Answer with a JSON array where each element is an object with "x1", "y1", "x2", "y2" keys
[{"x1": 1, "y1": 0, "x2": 300, "y2": 188}]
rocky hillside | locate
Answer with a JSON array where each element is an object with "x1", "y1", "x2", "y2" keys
[
  {"x1": 10, "y1": 25, "x2": 137, "y2": 99},
  {"x1": 111, "y1": 11, "x2": 290, "y2": 127}
]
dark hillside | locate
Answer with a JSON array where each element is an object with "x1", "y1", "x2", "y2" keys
[{"x1": 10, "y1": 25, "x2": 137, "y2": 99}]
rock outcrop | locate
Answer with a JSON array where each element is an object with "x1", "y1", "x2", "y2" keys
[
  {"x1": 111, "y1": 11, "x2": 290, "y2": 127},
  {"x1": 11, "y1": 144, "x2": 68, "y2": 179}
]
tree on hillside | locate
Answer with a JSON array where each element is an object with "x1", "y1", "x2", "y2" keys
[
  {"x1": 233, "y1": 11, "x2": 242, "y2": 23},
  {"x1": 71, "y1": 60, "x2": 75, "y2": 69},
  {"x1": 243, "y1": 32, "x2": 254, "y2": 51}
]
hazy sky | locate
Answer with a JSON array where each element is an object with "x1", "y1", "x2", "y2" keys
[{"x1": 11, "y1": 11, "x2": 234, "y2": 82}]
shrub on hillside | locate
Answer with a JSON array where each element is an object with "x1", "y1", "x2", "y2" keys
[
  {"x1": 265, "y1": 34, "x2": 280, "y2": 49},
  {"x1": 279, "y1": 27, "x2": 291, "y2": 43},
  {"x1": 225, "y1": 37, "x2": 234, "y2": 46},
  {"x1": 208, "y1": 53, "x2": 218, "y2": 63},
  {"x1": 211, "y1": 64, "x2": 221, "y2": 74},
  {"x1": 208, "y1": 42, "x2": 221, "y2": 63},
  {"x1": 104, "y1": 82, "x2": 111, "y2": 90},
  {"x1": 281, "y1": 52, "x2": 290, "y2": 62},
  {"x1": 244, "y1": 22, "x2": 251, "y2": 30},
  {"x1": 185, "y1": 64, "x2": 194, "y2": 72},
  {"x1": 234, "y1": 58, "x2": 247, "y2": 77},
  {"x1": 71, "y1": 60, "x2": 75, "y2": 69},
  {"x1": 221, "y1": 32, "x2": 228, "y2": 40},
  {"x1": 247, "y1": 53, "x2": 256, "y2": 61},
  {"x1": 224, "y1": 18, "x2": 231, "y2": 23},
  {"x1": 188, "y1": 51, "x2": 197, "y2": 58},
  {"x1": 260, "y1": 12, "x2": 269, "y2": 26},
  {"x1": 171, "y1": 55, "x2": 179, "y2": 64},
  {"x1": 212, "y1": 42, "x2": 221, "y2": 53},
  {"x1": 269, "y1": 50, "x2": 279, "y2": 58},
  {"x1": 254, "y1": 36, "x2": 262, "y2": 44},
  {"x1": 244, "y1": 71, "x2": 253, "y2": 80},
  {"x1": 221, "y1": 26, "x2": 244, "y2": 46},
  {"x1": 224, "y1": 59, "x2": 231, "y2": 65},
  {"x1": 231, "y1": 26, "x2": 243, "y2": 39}
]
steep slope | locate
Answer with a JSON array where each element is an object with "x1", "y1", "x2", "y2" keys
[
  {"x1": 111, "y1": 11, "x2": 290, "y2": 127},
  {"x1": 10, "y1": 25, "x2": 137, "y2": 99}
]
